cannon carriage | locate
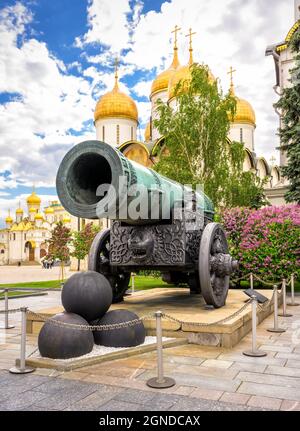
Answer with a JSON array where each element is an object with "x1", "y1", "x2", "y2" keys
[{"x1": 56, "y1": 140, "x2": 238, "y2": 309}]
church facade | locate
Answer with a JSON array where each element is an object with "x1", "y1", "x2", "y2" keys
[
  {"x1": 93, "y1": 27, "x2": 283, "y2": 205},
  {"x1": 265, "y1": 0, "x2": 300, "y2": 204},
  {"x1": 0, "y1": 191, "x2": 71, "y2": 265}
]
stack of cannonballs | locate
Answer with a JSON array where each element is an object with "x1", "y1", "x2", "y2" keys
[{"x1": 38, "y1": 271, "x2": 145, "y2": 359}]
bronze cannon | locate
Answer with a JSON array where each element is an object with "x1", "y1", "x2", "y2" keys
[{"x1": 56, "y1": 140, "x2": 238, "y2": 308}]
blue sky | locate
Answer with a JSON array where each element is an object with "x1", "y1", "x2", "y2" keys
[{"x1": 0, "y1": 0, "x2": 296, "y2": 226}]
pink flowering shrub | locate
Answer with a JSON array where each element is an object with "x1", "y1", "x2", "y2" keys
[{"x1": 221, "y1": 205, "x2": 300, "y2": 281}]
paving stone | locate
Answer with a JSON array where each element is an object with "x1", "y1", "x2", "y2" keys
[
  {"x1": 237, "y1": 371, "x2": 300, "y2": 389},
  {"x1": 220, "y1": 392, "x2": 250, "y2": 405},
  {"x1": 229, "y1": 362, "x2": 267, "y2": 373},
  {"x1": 33, "y1": 383, "x2": 99, "y2": 409},
  {"x1": 281, "y1": 400, "x2": 300, "y2": 411},
  {"x1": 276, "y1": 352, "x2": 300, "y2": 361},
  {"x1": 218, "y1": 353, "x2": 287, "y2": 366},
  {"x1": 247, "y1": 395, "x2": 282, "y2": 410},
  {"x1": 169, "y1": 397, "x2": 215, "y2": 411},
  {"x1": 0, "y1": 390, "x2": 49, "y2": 411},
  {"x1": 113, "y1": 388, "x2": 157, "y2": 405},
  {"x1": 285, "y1": 359, "x2": 300, "y2": 369},
  {"x1": 65, "y1": 387, "x2": 125, "y2": 411},
  {"x1": 96, "y1": 400, "x2": 144, "y2": 411},
  {"x1": 138, "y1": 370, "x2": 241, "y2": 393},
  {"x1": 201, "y1": 359, "x2": 233, "y2": 369},
  {"x1": 31, "y1": 377, "x2": 81, "y2": 394},
  {"x1": 175, "y1": 364, "x2": 238, "y2": 380},
  {"x1": 165, "y1": 355, "x2": 205, "y2": 366},
  {"x1": 238, "y1": 382, "x2": 300, "y2": 401},
  {"x1": 190, "y1": 387, "x2": 223, "y2": 401},
  {"x1": 265, "y1": 365, "x2": 300, "y2": 378},
  {"x1": 259, "y1": 345, "x2": 293, "y2": 353},
  {"x1": 171, "y1": 385, "x2": 196, "y2": 396}
]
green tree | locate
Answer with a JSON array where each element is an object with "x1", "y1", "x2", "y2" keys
[
  {"x1": 47, "y1": 221, "x2": 72, "y2": 282},
  {"x1": 71, "y1": 222, "x2": 100, "y2": 271},
  {"x1": 153, "y1": 64, "x2": 266, "y2": 209},
  {"x1": 275, "y1": 26, "x2": 300, "y2": 203}
]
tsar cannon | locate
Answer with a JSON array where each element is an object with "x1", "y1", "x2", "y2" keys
[{"x1": 56, "y1": 140, "x2": 238, "y2": 308}]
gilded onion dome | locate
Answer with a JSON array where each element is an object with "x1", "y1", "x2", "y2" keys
[
  {"x1": 144, "y1": 122, "x2": 151, "y2": 141},
  {"x1": 229, "y1": 72, "x2": 256, "y2": 126},
  {"x1": 5, "y1": 210, "x2": 13, "y2": 224},
  {"x1": 168, "y1": 28, "x2": 215, "y2": 100},
  {"x1": 16, "y1": 207, "x2": 23, "y2": 214},
  {"x1": 26, "y1": 189, "x2": 41, "y2": 206},
  {"x1": 34, "y1": 212, "x2": 44, "y2": 221},
  {"x1": 62, "y1": 214, "x2": 71, "y2": 223},
  {"x1": 94, "y1": 61, "x2": 138, "y2": 123},
  {"x1": 29, "y1": 207, "x2": 37, "y2": 213},
  {"x1": 45, "y1": 207, "x2": 54, "y2": 214},
  {"x1": 151, "y1": 25, "x2": 181, "y2": 98}
]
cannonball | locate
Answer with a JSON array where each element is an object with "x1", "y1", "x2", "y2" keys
[
  {"x1": 38, "y1": 312, "x2": 94, "y2": 359},
  {"x1": 61, "y1": 271, "x2": 112, "y2": 322},
  {"x1": 92, "y1": 309, "x2": 146, "y2": 348}
]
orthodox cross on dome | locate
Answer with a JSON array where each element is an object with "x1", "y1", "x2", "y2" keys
[
  {"x1": 171, "y1": 25, "x2": 181, "y2": 49},
  {"x1": 228, "y1": 66, "x2": 236, "y2": 94},
  {"x1": 113, "y1": 57, "x2": 119, "y2": 90},
  {"x1": 185, "y1": 28, "x2": 196, "y2": 65}
]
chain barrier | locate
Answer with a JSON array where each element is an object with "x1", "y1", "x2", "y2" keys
[
  {"x1": 0, "y1": 307, "x2": 22, "y2": 315},
  {"x1": 161, "y1": 300, "x2": 252, "y2": 328},
  {"x1": 26, "y1": 310, "x2": 155, "y2": 332}
]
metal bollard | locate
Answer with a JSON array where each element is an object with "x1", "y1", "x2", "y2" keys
[
  {"x1": 131, "y1": 273, "x2": 135, "y2": 295},
  {"x1": 287, "y1": 274, "x2": 299, "y2": 307},
  {"x1": 9, "y1": 307, "x2": 35, "y2": 374},
  {"x1": 250, "y1": 273, "x2": 254, "y2": 291},
  {"x1": 267, "y1": 285, "x2": 286, "y2": 333},
  {"x1": 0, "y1": 290, "x2": 15, "y2": 329},
  {"x1": 243, "y1": 296, "x2": 267, "y2": 357},
  {"x1": 147, "y1": 311, "x2": 176, "y2": 389},
  {"x1": 279, "y1": 279, "x2": 293, "y2": 317}
]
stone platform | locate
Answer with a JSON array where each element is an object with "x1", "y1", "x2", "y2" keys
[{"x1": 27, "y1": 288, "x2": 277, "y2": 348}]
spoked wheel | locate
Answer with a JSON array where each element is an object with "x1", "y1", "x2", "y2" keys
[
  {"x1": 88, "y1": 229, "x2": 130, "y2": 303},
  {"x1": 199, "y1": 223, "x2": 238, "y2": 308}
]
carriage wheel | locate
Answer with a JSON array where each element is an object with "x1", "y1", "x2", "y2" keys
[
  {"x1": 199, "y1": 223, "x2": 238, "y2": 308},
  {"x1": 88, "y1": 229, "x2": 130, "y2": 303}
]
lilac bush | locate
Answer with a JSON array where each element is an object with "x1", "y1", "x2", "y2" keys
[{"x1": 221, "y1": 205, "x2": 300, "y2": 281}]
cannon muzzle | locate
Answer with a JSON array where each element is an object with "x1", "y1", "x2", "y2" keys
[{"x1": 56, "y1": 140, "x2": 214, "y2": 223}]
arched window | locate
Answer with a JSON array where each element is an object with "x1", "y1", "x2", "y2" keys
[
  {"x1": 102, "y1": 125, "x2": 105, "y2": 141},
  {"x1": 240, "y1": 128, "x2": 243, "y2": 143},
  {"x1": 131, "y1": 126, "x2": 133, "y2": 140},
  {"x1": 116, "y1": 125, "x2": 120, "y2": 145},
  {"x1": 0, "y1": 249, "x2": 4, "y2": 254}
]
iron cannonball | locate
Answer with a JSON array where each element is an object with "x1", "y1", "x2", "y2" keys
[
  {"x1": 61, "y1": 271, "x2": 112, "y2": 322},
  {"x1": 38, "y1": 312, "x2": 94, "y2": 359},
  {"x1": 92, "y1": 309, "x2": 146, "y2": 347}
]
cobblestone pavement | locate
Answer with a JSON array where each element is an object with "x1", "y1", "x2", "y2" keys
[
  {"x1": 0, "y1": 265, "x2": 72, "y2": 284},
  {"x1": 0, "y1": 292, "x2": 300, "y2": 411}
]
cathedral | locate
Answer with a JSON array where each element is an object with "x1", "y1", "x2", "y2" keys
[
  {"x1": 93, "y1": 27, "x2": 283, "y2": 204},
  {"x1": 0, "y1": 191, "x2": 71, "y2": 265},
  {"x1": 2, "y1": 3, "x2": 298, "y2": 266}
]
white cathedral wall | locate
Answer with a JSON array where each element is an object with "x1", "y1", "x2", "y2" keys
[
  {"x1": 228, "y1": 124, "x2": 255, "y2": 151},
  {"x1": 151, "y1": 90, "x2": 169, "y2": 140},
  {"x1": 95, "y1": 117, "x2": 137, "y2": 147}
]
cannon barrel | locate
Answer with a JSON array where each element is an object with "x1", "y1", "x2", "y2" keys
[{"x1": 56, "y1": 140, "x2": 214, "y2": 224}]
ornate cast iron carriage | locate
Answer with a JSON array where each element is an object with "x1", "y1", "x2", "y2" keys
[{"x1": 56, "y1": 140, "x2": 238, "y2": 308}]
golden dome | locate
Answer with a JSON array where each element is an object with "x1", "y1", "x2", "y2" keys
[
  {"x1": 144, "y1": 122, "x2": 151, "y2": 141},
  {"x1": 27, "y1": 190, "x2": 41, "y2": 205},
  {"x1": 168, "y1": 31, "x2": 215, "y2": 100},
  {"x1": 94, "y1": 64, "x2": 138, "y2": 123},
  {"x1": 62, "y1": 215, "x2": 71, "y2": 223},
  {"x1": 34, "y1": 213, "x2": 44, "y2": 221},
  {"x1": 229, "y1": 78, "x2": 256, "y2": 126},
  {"x1": 45, "y1": 207, "x2": 54, "y2": 214},
  {"x1": 16, "y1": 207, "x2": 23, "y2": 214},
  {"x1": 5, "y1": 214, "x2": 13, "y2": 224},
  {"x1": 151, "y1": 49, "x2": 180, "y2": 97},
  {"x1": 29, "y1": 207, "x2": 36, "y2": 213}
]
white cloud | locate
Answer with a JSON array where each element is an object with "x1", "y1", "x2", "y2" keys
[
  {"x1": 0, "y1": 2, "x2": 97, "y2": 187},
  {"x1": 76, "y1": 0, "x2": 131, "y2": 53},
  {"x1": 132, "y1": 80, "x2": 152, "y2": 98}
]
